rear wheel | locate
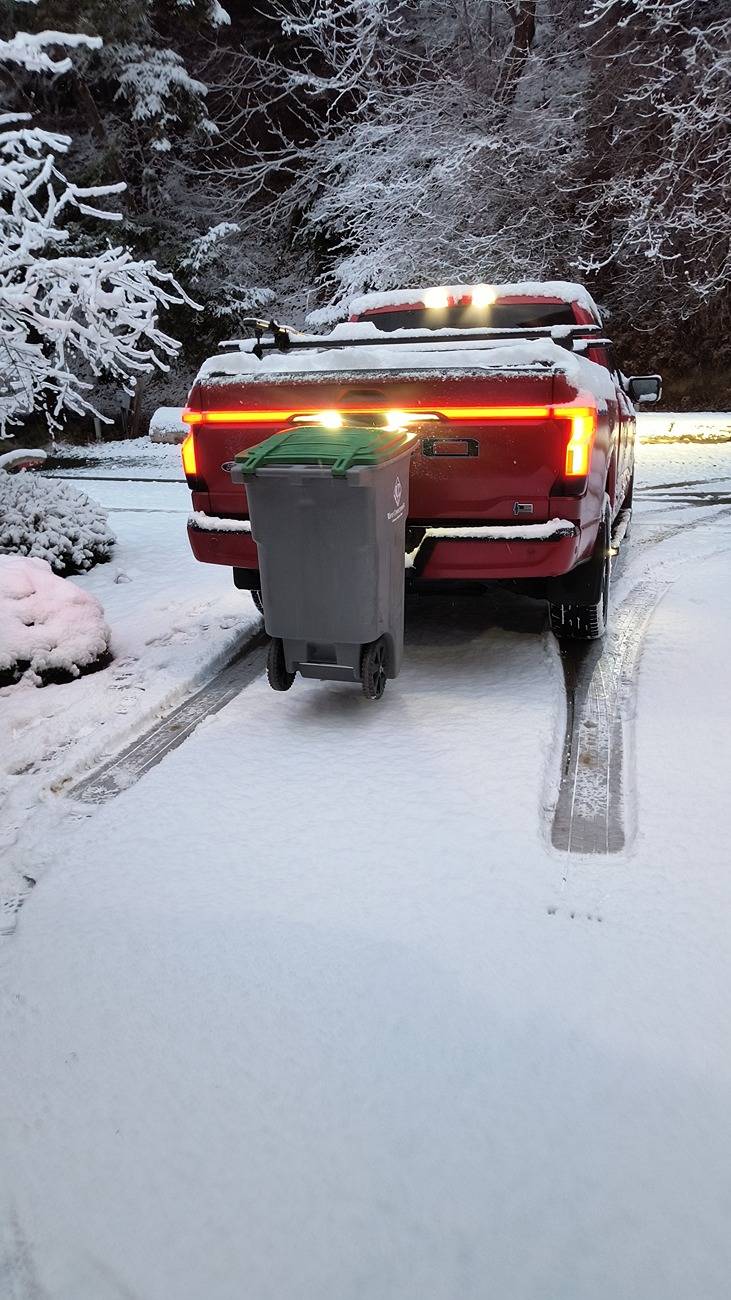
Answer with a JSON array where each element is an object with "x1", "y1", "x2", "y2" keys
[
  {"x1": 619, "y1": 469, "x2": 635, "y2": 541},
  {"x1": 267, "y1": 638, "x2": 295, "y2": 691},
  {"x1": 361, "y1": 638, "x2": 388, "y2": 700},
  {"x1": 549, "y1": 502, "x2": 611, "y2": 641},
  {"x1": 251, "y1": 588, "x2": 264, "y2": 615}
]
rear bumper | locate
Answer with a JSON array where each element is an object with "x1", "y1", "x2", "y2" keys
[
  {"x1": 407, "y1": 523, "x2": 582, "y2": 581},
  {"x1": 188, "y1": 514, "x2": 586, "y2": 582},
  {"x1": 187, "y1": 517, "x2": 258, "y2": 569}
]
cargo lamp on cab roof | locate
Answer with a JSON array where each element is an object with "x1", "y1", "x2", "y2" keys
[
  {"x1": 181, "y1": 402, "x2": 597, "y2": 487},
  {"x1": 422, "y1": 285, "x2": 496, "y2": 309}
]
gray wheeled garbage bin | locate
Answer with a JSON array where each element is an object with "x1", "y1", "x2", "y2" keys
[{"x1": 231, "y1": 423, "x2": 414, "y2": 699}]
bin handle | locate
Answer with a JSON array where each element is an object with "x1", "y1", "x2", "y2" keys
[
  {"x1": 330, "y1": 442, "x2": 371, "y2": 477},
  {"x1": 238, "y1": 431, "x2": 289, "y2": 475}
]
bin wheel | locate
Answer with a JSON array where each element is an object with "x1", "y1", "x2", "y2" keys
[
  {"x1": 361, "y1": 639, "x2": 388, "y2": 701},
  {"x1": 267, "y1": 638, "x2": 295, "y2": 692},
  {"x1": 251, "y1": 588, "x2": 264, "y2": 615}
]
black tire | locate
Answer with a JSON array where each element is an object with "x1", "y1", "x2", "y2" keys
[
  {"x1": 620, "y1": 469, "x2": 634, "y2": 541},
  {"x1": 267, "y1": 638, "x2": 295, "y2": 691},
  {"x1": 361, "y1": 638, "x2": 388, "y2": 700},
  {"x1": 623, "y1": 466, "x2": 635, "y2": 511},
  {"x1": 549, "y1": 503, "x2": 611, "y2": 641},
  {"x1": 251, "y1": 588, "x2": 264, "y2": 615}
]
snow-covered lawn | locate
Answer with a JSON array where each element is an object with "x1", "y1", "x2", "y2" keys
[
  {"x1": 637, "y1": 410, "x2": 731, "y2": 442},
  {"x1": 0, "y1": 455, "x2": 259, "y2": 908},
  {"x1": 50, "y1": 434, "x2": 182, "y2": 476},
  {"x1": 1, "y1": 437, "x2": 731, "y2": 1299}
]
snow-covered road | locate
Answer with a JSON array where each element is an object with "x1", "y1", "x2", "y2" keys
[{"x1": 1, "y1": 439, "x2": 731, "y2": 1299}]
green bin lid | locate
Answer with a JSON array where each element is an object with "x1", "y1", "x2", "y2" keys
[{"x1": 235, "y1": 423, "x2": 414, "y2": 478}]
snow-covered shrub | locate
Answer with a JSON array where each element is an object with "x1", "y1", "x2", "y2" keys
[
  {"x1": 149, "y1": 407, "x2": 186, "y2": 444},
  {"x1": 0, "y1": 448, "x2": 47, "y2": 472},
  {"x1": 0, "y1": 555, "x2": 110, "y2": 687},
  {"x1": 0, "y1": 472, "x2": 115, "y2": 575}
]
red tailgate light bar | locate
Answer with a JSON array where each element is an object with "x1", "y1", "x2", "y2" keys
[
  {"x1": 182, "y1": 405, "x2": 555, "y2": 426},
  {"x1": 182, "y1": 402, "x2": 597, "y2": 486},
  {"x1": 182, "y1": 404, "x2": 592, "y2": 427}
]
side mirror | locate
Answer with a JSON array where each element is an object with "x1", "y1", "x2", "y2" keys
[{"x1": 627, "y1": 374, "x2": 662, "y2": 404}]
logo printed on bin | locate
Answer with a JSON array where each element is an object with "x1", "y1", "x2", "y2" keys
[{"x1": 387, "y1": 475, "x2": 406, "y2": 524}]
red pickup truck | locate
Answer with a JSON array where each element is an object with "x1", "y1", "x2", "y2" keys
[{"x1": 181, "y1": 282, "x2": 661, "y2": 639}]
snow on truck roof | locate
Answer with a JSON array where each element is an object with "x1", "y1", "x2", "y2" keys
[
  {"x1": 196, "y1": 322, "x2": 616, "y2": 403},
  {"x1": 346, "y1": 281, "x2": 602, "y2": 320}
]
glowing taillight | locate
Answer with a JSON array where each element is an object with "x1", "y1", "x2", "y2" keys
[
  {"x1": 181, "y1": 433, "x2": 200, "y2": 487},
  {"x1": 554, "y1": 407, "x2": 597, "y2": 478},
  {"x1": 181, "y1": 433, "x2": 197, "y2": 476}
]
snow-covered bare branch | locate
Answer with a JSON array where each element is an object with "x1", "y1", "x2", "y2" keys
[
  {"x1": 0, "y1": 30, "x2": 102, "y2": 76},
  {"x1": 0, "y1": 26, "x2": 198, "y2": 436}
]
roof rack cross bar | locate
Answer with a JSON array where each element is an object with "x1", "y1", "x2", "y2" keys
[{"x1": 221, "y1": 322, "x2": 609, "y2": 358}]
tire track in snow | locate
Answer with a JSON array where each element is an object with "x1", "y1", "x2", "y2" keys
[
  {"x1": 551, "y1": 579, "x2": 666, "y2": 854},
  {"x1": 552, "y1": 498, "x2": 731, "y2": 855},
  {"x1": 68, "y1": 629, "x2": 268, "y2": 805}
]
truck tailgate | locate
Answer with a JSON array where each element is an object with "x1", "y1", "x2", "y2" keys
[{"x1": 188, "y1": 370, "x2": 569, "y2": 523}]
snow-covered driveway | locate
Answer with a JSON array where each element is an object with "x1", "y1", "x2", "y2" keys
[{"x1": 1, "y1": 438, "x2": 731, "y2": 1299}]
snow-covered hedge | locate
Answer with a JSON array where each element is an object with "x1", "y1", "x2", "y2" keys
[
  {"x1": 0, "y1": 447, "x2": 47, "y2": 472},
  {"x1": 0, "y1": 556, "x2": 110, "y2": 687},
  {"x1": 0, "y1": 471, "x2": 115, "y2": 574},
  {"x1": 149, "y1": 406, "x2": 186, "y2": 444}
]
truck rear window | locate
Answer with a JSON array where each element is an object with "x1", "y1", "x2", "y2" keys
[{"x1": 358, "y1": 303, "x2": 577, "y2": 332}]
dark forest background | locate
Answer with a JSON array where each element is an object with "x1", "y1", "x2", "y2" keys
[{"x1": 1, "y1": 0, "x2": 729, "y2": 425}]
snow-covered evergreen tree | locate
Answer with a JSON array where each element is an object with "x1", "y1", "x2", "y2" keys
[{"x1": 0, "y1": 27, "x2": 195, "y2": 435}]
